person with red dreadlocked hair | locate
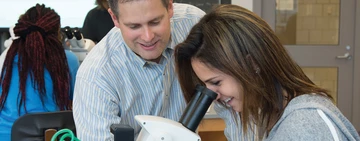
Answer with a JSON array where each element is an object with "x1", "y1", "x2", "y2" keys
[{"x1": 0, "y1": 4, "x2": 80, "y2": 140}]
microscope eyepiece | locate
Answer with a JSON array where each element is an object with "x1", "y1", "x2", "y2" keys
[
  {"x1": 73, "y1": 27, "x2": 82, "y2": 40},
  {"x1": 179, "y1": 85, "x2": 204, "y2": 124},
  {"x1": 179, "y1": 85, "x2": 217, "y2": 132},
  {"x1": 63, "y1": 26, "x2": 73, "y2": 39}
]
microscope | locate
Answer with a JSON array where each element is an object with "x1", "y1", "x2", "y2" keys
[
  {"x1": 63, "y1": 26, "x2": 95, "y2": 62},
  {"x1": 111, "y1": 85, "x2": 218, "y2": 141}
]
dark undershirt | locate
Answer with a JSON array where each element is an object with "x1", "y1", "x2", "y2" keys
[{"x1": 81, "y1": 8, "x2": 114, "y2": 43}]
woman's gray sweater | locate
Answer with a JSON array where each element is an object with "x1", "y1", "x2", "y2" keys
[
  {"x1": 266, "y1": 94, "x2": 359, "y2": 141},
  {"x1": 215, "y1": 94, "x2": 360, "y2": 141}
]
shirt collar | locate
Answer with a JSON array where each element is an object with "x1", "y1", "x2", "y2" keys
[{"x1": 141, "y1": 28, "x2": 176, "y2": 67}]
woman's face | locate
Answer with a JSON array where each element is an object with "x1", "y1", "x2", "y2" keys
[{"x1": 191, "y1": 59, "x2": 244, "y2": 112}]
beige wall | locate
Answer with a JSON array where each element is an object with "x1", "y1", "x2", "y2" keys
[
  {"x1": 232, "y1": 0, "x2": 253, "y2": 11},
  {"x1": 302, "y1": 67, "x2": 338, "y2": 103},
  {"x1": 296, "y1": 0, "x2": 339, "y2": 44},
  {"x1": 276, "y1": 0, "x2": 340, "y2": 45}
]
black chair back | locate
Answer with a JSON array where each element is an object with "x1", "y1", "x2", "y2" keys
[{"x1": 11, "y1": 111, "x2": 76, "y2": 141}]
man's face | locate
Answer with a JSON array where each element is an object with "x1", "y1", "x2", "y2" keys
[{"x1": 109, "y1": 0, "x2": 173, "y2": 63}]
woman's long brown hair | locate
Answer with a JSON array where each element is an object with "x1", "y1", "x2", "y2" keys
[
  {"x1": 0, "y1": 4, "x2": 71, "y2": 113},
  {"x1": 175, "y1": 4, "x2": 330, "y2": 138}
]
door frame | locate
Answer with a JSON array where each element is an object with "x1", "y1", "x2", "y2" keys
[
  {"x1": 352, "y1": 0, "x2": 360, "y2": 131},
  {"x1": 253, "y1": 0, "x2": 359, "y2": 131}
]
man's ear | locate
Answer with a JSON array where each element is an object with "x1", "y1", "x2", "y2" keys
[
  {"x1": 167, "y1": 0, "x2": 174, "y2": 18},
  {"x1": 246, "y1": 54, "x2": 260, "y2": 74},
  {"x1": 108, "y1": 9, "x2": 121, "y2": 28}
]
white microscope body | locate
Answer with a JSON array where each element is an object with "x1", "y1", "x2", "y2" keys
[
  {"x1": 128, "y1": 85, "x2": 217, "y2": 141},
  {"x1": 135, "y1": 115, "x2": 201, "y2": 141}
]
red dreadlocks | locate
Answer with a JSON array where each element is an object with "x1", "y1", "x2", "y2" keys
[{"x1": 0, "y1": 4, "x2": 71, "y2": 113}]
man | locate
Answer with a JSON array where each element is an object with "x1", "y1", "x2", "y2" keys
[{"x1": 72, "y1": 0, "x2": 205, "y2": 140}]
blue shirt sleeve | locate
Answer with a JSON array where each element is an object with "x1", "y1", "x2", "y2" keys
[{"x1": 64, "y1": 50, "x2": 80, "y2": 100}]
